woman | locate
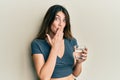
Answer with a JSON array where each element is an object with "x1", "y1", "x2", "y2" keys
[{"x1": 31, "y1": 5, "x2": 88, "y2": 80}]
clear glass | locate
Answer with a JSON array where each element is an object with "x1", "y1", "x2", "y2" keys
[{"x1": 74, "y1": 45, "x2": 86, "y2": 59}]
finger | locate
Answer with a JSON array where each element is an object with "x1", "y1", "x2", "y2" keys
[
  {"x1": 59, "y1": 32, "x2": 64, "y2": 39},
  {"x1": 80, "y1": 57, "x2": 86, "y2": 60},
  {"x1": 84, "y1": 47, "x2": 88, "y2": 51},
  {"x1": 78, "y1": 56, "x2": 87, "y2": 60},
  {"x1": 60, "y1": 27, "x2": 64, "y2": 32},
  {"x1": 82, "y1": 49, "x2": 88, "y2": 54},
  {"x1": 76, "y1": 56, "x2": 87, "y2": 63},
  {"x1": 55, "y1": 28, "x2": 64, "y2": 39},
  {"x1": 81, "y1": 54, "x2": 87, "y2": 58},
  {"x1": 76, "y1": 57, "x2": 84, "y2": 62},
  {"x1": 46, "y1": 34, "x2": 52, "y2": 45},
  {"x1": 57, "y1": 28, "x2": 61, "y2": 33},
  {"x1": 55, "y1": 28, "x2": 60, "y2": 36}
]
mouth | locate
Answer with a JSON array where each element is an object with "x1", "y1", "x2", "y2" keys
[{"x1": 56, "y1": 28, "x2": 59, "y2": 32}]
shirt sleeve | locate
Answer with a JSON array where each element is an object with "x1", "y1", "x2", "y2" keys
[
  {"x1": 31, "y1": 39, "x2": 42, "y2": 55},
  {"x1": 71, "y1": 38, "x2": 78, "y2": 47}
]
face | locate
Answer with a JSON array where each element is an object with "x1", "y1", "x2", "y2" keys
[{"x1": 50, "y1": 11, "x2": 66, "y2": 34}]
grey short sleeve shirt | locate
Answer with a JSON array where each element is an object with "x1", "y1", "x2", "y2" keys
[{"x1": 31, "y1": 38, "x2": 78, "y2": 78}]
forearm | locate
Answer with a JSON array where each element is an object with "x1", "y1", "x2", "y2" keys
[
  {"x1": 72, "y1": 63, "x2": 82, "y2": 77},
  {"x1": 39, "y1": 47, "x2": 58, "y2": 80}
]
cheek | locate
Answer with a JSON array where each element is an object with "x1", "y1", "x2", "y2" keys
[
  {"x1": 51, "y1": 22, "x2": 59, "y2": 28},
  {"x1": 52, "y1": 21, "x2": 58, "y2": 28},
  {"x1": 51, "y1": 24, "x2": 58, "y2": 33},
  {"x1": 63, "y1": 24, "x2": 66, "y2": 28},
  {"x1": 63, "y1": 22, "x2": 66, "y2": 27}
]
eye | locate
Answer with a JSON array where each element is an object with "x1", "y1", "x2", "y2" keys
[{"x1": 55, "y1": 17, "x2": 59, "y2": 21}]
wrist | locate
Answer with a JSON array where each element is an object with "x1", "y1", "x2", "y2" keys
[
  {"x1": 76, "y1": 61, "x2": 82, "y2": 65},
  {"x1": 51, "y1": 46, "x2": 59, "y2": 54},
  {"x1": 52, "y1": 46, "x2": 58, "y2": 50}
]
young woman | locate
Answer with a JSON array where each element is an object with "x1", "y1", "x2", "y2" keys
[{"x1": 31, "y1": 5, "x2": 88, "y2": 80}]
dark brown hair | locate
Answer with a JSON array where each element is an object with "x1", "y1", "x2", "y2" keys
[{"x1": 36, "y1": 5, "x2": 73, "y2": 39}]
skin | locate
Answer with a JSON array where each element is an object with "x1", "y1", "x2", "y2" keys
[{"x1": 32, "y1": 11, "x2": 88, "y2": 80}]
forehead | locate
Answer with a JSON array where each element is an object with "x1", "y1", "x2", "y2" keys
[{"x1": 55, "y1": 11, "x2": 65, "y2": 18}]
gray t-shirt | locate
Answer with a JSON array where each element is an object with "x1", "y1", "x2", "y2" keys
[{"x1": 31, "y1": 38, "x2": 77, "y2": 78}]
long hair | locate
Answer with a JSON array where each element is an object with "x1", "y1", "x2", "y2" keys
[{"x1": 36, "y1": 5, "x2": 73, "y2": 39}]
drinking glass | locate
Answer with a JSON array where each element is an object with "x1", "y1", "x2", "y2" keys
[{"x1": 74, "y1": 45, "x2": 86, "y2": 59}]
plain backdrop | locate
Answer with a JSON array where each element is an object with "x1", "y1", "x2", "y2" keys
[{"x1": 0, "y1": 0, "x2": 120, "y2": 80}]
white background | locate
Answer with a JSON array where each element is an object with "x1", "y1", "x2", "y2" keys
[{"x1": 0, "y1": 0, "x2": 120, "y2": 80}]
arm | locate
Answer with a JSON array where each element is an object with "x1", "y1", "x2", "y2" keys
[
  {"x1": 32, "y1": 28, "x2": 64, "y2": 80},
  {"x1": 33, "y1": 47, "x2": 58, "y2": 80},
  {"x1": 72, "y1": 62, "x2": 82, "y2": 77},
  {"x1": 72, "y1": 48, "x2": 88, "y2": 77}
]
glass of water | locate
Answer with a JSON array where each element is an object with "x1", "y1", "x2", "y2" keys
[{"x1": 74, "y1": 45, "x2": 86, "y2": 59}]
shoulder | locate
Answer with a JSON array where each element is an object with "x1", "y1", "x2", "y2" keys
[
  {"x1": 65, "y1": 38, "x2": 77, "y2": 46},
  {"x1": 32, "y1": 39, "x2": 44, "y2": 43},
  {"x1": 31, "y1": 39, "x2": 48, "y2": 50},
  {"x1": 31, "y1": 39, "x2": 49, "y2": 55},
  {"x1": 71, "y1": 37, "x2": 77, "y2": 42},
  {"x1": 31, "y1": 39, "x2": 45, "y2": 45},
  {"x1": 65, "y1": 37, "x2": 77, "y2": 43}
]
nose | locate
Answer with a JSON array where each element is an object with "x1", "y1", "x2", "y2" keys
[
  {"x1": 58, "y1": 21, "x2": 61, "y2": 26},
  {"x1": 58, "y1": 20, "x2": 63, "y2": 27},
  {"x1": 58, "y1": 22, "x2": 64, "y2": 31}
]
